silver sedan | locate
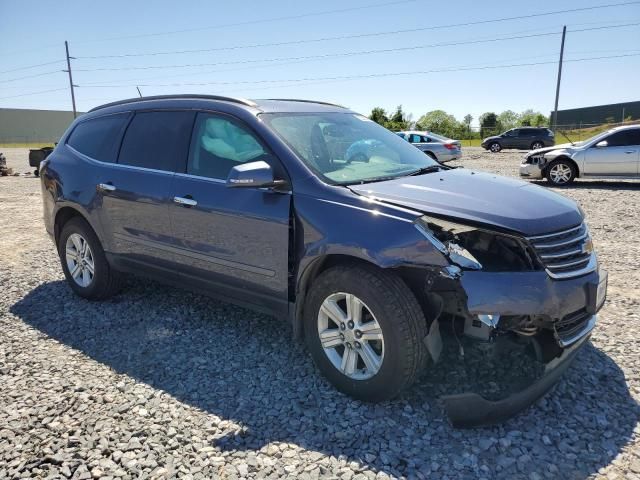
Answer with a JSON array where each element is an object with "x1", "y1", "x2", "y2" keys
[
  {"x1": 396, "y1": 131, "x2": 462, "y2": 163},
  {"x1": 520, "y1": 125, "x2": 640, "y2": 185}
]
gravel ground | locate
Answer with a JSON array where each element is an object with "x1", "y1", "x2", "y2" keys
[{"x1": 1, "y1": 147, "x2": 639, "y2": 479}]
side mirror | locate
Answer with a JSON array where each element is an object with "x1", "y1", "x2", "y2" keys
[
  {"x1": 226, "y1": 160, "x2": 286, "y2": 189},
  {"x1": 596, "y1": 140, "x2": 608, "y2": 148}
]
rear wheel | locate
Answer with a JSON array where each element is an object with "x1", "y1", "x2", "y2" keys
[
  {"x1": 545, "y1": 159, "x2": 576, "y2": 186},
  {"x1": 531, "y1": 141, "x2": 544, "y2": 150},
  {"x1": 58, "y1": 217, "x2": 123, "y2": 299},
  {"x1": 304, "y1": 264, "x2": 427, "y2": 401},
  {"x1": 489, "y1": 142, "x2": 501, "y2": 153}
]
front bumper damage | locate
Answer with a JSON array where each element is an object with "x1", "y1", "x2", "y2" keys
[
  {"x1": 519, "y1": 161, "x2": 543, "y2": 179},
  {"x1": 429, "y1": 266, "x2": 607, "y2": 427}
]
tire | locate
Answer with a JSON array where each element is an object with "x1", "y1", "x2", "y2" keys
[
  {"x1": 489, "y1": 142, "x2": 501, "y2": 153},
  {"x1": 545, "y1": 159, "x2": 576, "y2": 186},
  {"x1": 34, "y1": 169, "x2": 40, "y2": 177},
  {"x1": 531, "y1": 141, "x2": 544, "y2": 150},
  {"x1": 58, "y1": 217, "x2": 123, "y2": 300},
  {"x1": 304, "y1": 264, "x2": 427, "y2": 401}
]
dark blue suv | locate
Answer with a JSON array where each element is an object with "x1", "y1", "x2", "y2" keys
[{"x1": 40, "y1": 95, "x2": 607, "y2": 425}]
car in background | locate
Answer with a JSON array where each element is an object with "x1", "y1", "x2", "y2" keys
[
  {"x1": 396, "y1": 130, "x2": 462, "y2": 163},
  {"x1": 482, "y1": 127, "x2": 555, "y2": 153},
  {"x1": 520, "y1": 125, "x2": 640, "y2": 186}
]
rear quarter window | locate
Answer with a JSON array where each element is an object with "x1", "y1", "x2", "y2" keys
[{"x1": 66, "y1": 113, "x2": 130, "y2": 163}]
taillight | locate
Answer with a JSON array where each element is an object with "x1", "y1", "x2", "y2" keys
[{"x1": 444, "y1": 143, "x2": 456, "y2": 150}]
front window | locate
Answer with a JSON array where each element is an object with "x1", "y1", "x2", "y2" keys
[{"x1": 261, "y1": 113, "x2": 439, "y2": 185}]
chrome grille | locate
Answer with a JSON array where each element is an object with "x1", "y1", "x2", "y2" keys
[{"x1": 526, "y1": 223, "x2": 596, "y2": 279}]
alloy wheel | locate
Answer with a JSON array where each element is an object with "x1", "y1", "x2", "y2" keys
[
  {"x1": 549, "y1": 163, "x2": 572, "y2": 185},
  {"x1": 532, "y1": 142, "x2": 543, "y2": 150},
  {"x1": 490, "y1": 143, "x2": 501, "y2": 152},
  {"x1": 65, "y1": 233, "x2": 95, "y2": 287},
  {"x1": 317, "y1": 292, "x2": 385, "y2": 380}
]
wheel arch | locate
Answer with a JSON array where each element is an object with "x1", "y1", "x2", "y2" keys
[
  {"x1": 291, "y1": 254, "x2": 436, "y2": 340},
  {"x1": 54, "y1": 206, "x2": 95, "y2": 244},
  {"x1": 544, "y1": 155, "x2": 580, "y2": 178}
]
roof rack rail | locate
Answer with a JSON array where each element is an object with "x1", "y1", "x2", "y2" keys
[
  {"x1": 88, "y1": 94, "x2": 257, "y2": 113},
  {"x1": 264, "y1": 98, "x2": 346, "y2": 109}
]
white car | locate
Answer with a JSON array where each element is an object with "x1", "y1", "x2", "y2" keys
[
  {"x1": 396, "y1": 131, "x2": 462, "y2": 163},
  {"x1": 520, "y1": 125, "x2": 640, "y2": 185}
]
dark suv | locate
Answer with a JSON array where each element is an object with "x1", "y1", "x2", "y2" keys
[
  {"x1": 40, "y1": 95, "x2": 606, "y2": 425},
  {"x1": 482, "y1": 127, "x2": 555, "y2": 152}
]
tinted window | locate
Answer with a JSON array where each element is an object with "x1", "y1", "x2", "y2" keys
[
  {"x1": 409, "y1": 134, "x2": 424, "y2": 143},
  {"x1": 604, "y1": 129, "x2": 640, "y2": 147},
  {"x1": 118, "y1": 111, "x2": 194, "y2": 171},
  {"x1": 67, "y1": 114, "x2": 129, "y2": 163},
  {"x1": 188, "y1": 113, "x2": 268, "y2": 180},
  {"x1": 518, "y1": 129, "x2": 533, "y2": 136},
  {"x1": 605, "y1": 130, "x2": 637, "y2": 147}
]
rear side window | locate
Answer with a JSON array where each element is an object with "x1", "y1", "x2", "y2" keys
[
  {"x1": 118, "y1": 111, "x2": 194, "y2": 171},
  {"x1": 67, "y1": 114, "x2": 129, "y2": 163}
]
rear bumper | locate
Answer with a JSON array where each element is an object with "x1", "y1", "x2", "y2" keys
[
  {"x1": 443, "y1": 332, "x2": 589, "y2": 427},
  {"x1": 439, "y1": 150, "x2": 462, "y2": 162}
]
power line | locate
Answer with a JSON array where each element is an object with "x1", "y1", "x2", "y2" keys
[
  {"x1": 0, "y1": 60, "x2": 65, "y2": 75},
  {"x1": 0, "y1": 70, "x2": 63, "y2": 84},
  {"x1": 72, "y1": 0, "x2": 420, "y2": 44},
  {"x1": 72, "y1": 22, "x2": 640, "y2": 74},
  {"x1": 77, "y1": 52, "x2": 640, "y2": 89},
  {"x1": 76, "y1": 1, "x2": 640, "y2": 59},
  {"x1": 0, "y1": 88, "x2": 68, "y2": 101}
]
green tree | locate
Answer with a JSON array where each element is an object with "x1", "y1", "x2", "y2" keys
[
  {"x1": 369, "y1": 107, "x2": 388, "y2": 125},
  {"x1": 479, "y1": 112, "x2": 501, "y2": 136},
  {"x1": 416, "y1": 110, "x2": 462, "y2": 139},
  {"x1": 520, "y1": 109, "x2": 549, "y2": 127},
  {"x1": 498, "y1": 110, "x2": 520, "y2": 130},
  {"x1": 385, "y1": 105, "x2": 411, "y2": 131}
]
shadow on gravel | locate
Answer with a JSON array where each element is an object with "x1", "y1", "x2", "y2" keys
[
  {"x1": 12, "y1": 279, "x2": 639, "y2": 478},
  {"x1": 530, "y1": 180, "x2": 640, "y2": 191}
]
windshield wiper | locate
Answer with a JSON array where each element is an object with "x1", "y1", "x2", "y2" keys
[{"x1": 408, "y1": 165, "x2": 443, "y2": 176}]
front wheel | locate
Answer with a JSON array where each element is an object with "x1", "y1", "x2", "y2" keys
[
  {"x1": 545, "y1": 159, "x2": 576, "y2": 186},
  {"x1": 304, "y1": 265, "x2": 427, "y2": 401},
  {"x1": 489, "y1": 142, "x2": 502, "y2": 153}
]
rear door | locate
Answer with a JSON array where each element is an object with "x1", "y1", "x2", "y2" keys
[
  {"x1": 95, "y1": 110, "x2": 195, "y2": 271},
  {"x1": 583, "y1": 129, "x2": 640, "y2": 176},
  {"x1": 169, "y1": 111, "x2": 292, "y2": 313},
  {"x1": 517, "y1": 128, "x2": 533, "y2": 149}
]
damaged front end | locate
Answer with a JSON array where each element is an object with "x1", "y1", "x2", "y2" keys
[{"x1": 413, "y1": 215, "x2": 607, "y2": 427}]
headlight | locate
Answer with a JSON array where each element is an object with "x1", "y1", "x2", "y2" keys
[{"x1": 415, "y1": 216, "x2": 483, "y2": 270}]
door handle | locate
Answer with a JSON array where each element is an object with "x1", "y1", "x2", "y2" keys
[
  {"x1": 97, "y1": 183, "x2": 116, "y2": 192},
  {"x1": 173, "y1": 196, "x2": 197, "y2": 207},
  {"x1": 624, "y1": 150, "x2": 636, "y2": 154}
]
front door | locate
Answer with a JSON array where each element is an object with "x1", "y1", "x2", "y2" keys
[
  {"x1": 169, "y1": 112, "x2": 291, "y2": 313},
  {"x1": 502, "y1": 130, "x2": 518, "y2": 149},
  {"x1": 583, "y1": 129, "x2": 640, "y2": 176},
  {"x1": 96, "y1": 110, "x2": 195, "y2": 272}
]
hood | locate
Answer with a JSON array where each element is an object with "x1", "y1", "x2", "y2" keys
[
  {"x1": 482, "y1": 135, "x2": 501, "y2": 143},
  {"x1": 348, "y1": 169, "x2": 582, "y2": 236},
  {"x1": 527, "y1": 142, "x2": 574, "y2": 156}
]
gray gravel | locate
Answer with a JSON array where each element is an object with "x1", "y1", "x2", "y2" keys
[{"x1": 1, "y1": 147, "x2": 639, "y2": 479}]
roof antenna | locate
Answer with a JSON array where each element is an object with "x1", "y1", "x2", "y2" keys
[{"x1": 136, "y1": 86, "x2": 143, "y2": 98}]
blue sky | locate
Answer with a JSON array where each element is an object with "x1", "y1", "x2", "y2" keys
[{"x1": 1, "y1": 0, "x2": 639, "y2": 125}]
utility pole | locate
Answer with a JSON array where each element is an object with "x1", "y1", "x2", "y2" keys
[
  {"x1": 552, "y1": 26, "x2": 566, "y2": 132},
  {"x1": 64, "y1": 41, "x2": 77, "y2": 118}
]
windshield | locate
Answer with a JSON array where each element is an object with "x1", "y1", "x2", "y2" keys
[{"x1": 261, "y1": 112, "x2": 440, "y2": 185}]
